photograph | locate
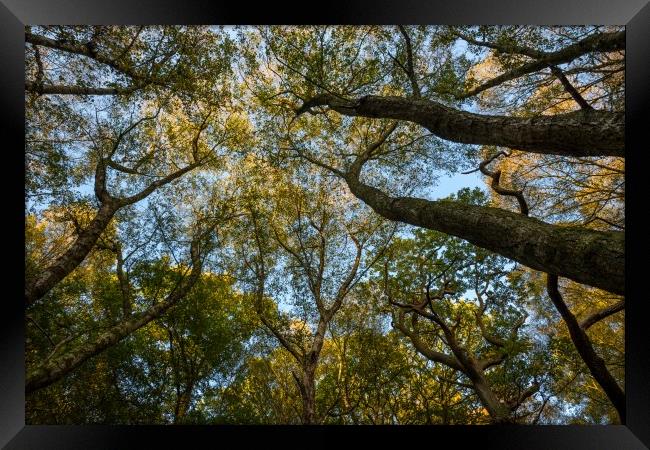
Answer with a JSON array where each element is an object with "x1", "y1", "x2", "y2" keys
[
  {"x1": 2, "y1": 1, "x2": 648, "y2": 447},
  {"x1": 23, "y1": 24, "x2": 626, "y2": 425}
]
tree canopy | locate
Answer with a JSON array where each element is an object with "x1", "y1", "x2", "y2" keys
[{"x1": 25, "y1": 25, "x2": 624, "y2": 425}]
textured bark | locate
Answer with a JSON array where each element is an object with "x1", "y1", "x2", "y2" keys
[
  {"x1": 394, "y1": 321, "x2": 464, "y2": 372},
  {"x1": 440, "y1": 325, "x2": 516, "y2": 423},
  {"x1": 464, "y1": 364, "x2": 513, "y2": 423},
  {"x1": 546, "y1": 275, "x2": 625, "y2": 423},
  {"x1": 298, "y1": 364, "x2": 318, "y2": 425},
  {"x1": 26, "y1": 241, "x2": 203, "y2": 393},
  {"x1": 298, "y1": 94, "x2": 623, "y2": 157},
  {"x1": 451, "y1": 30, "x2": 546, "y2": 60},
  {"x1": 25, "y1": 81, "x2": 137, "y2": 96},
  {"x1": 25, "y1": 200, "x2": 119, "y2": 306},
  {"x1": 548, "y1": 65, "x2": 593, "y2": 110},
  {"x1": 25, "y1": 158, "x2": 202, "y2": 306},
  {"x1": 345, "y1": 175, "x2": 624, "y2": 295},
  {"x1": 299, "y1": 318, "x2": 328, "y2": 424}
]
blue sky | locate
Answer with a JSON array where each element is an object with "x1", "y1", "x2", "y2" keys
[{"x1": 431, "y1": 169, "x2": 484, "y2": 199}]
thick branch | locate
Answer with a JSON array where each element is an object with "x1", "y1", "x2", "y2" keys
[
  {"x1": 546, "y1": 274, "x2": 625, "y2": 422},
  {"x1": 297, "y1": 94, "x2": 623, "y2": 157},
  {"x1": 26, "y1": 160, "x2": 201, "y2": 306},
  {"x1": 393, "y1": 319, "x2": 464, "y2": 372},
  {"x1": 118, "y1": 161, "x2": 201, "y2": 207},
  {"x1": 391, "y1": 291, "x2": 514, "y2": 423},
  {"x1": 26, "y1": 119, "x2": 205, "y2": 305},
  {"x1": 451, "y1": 29, "x2": 545, "y2": 59},
  {"x1": 475, "y1": 315, "x2": 507, "y2": 348},
  {"x1": 460, "y1": 30, "x2": 625, "y2": 98},
  {"x1": 259, "y1": 314, "x2": 304, "y2": 364},
  {"x1": 25, "y1": 200, "x2": 119, "y2": 306},
  {"x1": 479, "y1": 353, "x2": 507, "y2": 371},
  {"x1": 548, "y1": 65, "x2": 593, "y2": 110},
  {"x1": 26, "y1": 238, "x2": 204, "y2": 393},
  {"x1": 508, "y1": 382, "x2": 540, "y2": 411},
  {"x1": 579, "y1": 300, "x2": 624, "y2": 330},
  {"x1": 397, "y1": 25, "x2": 421, "y2": 98},
  {"x1": 25, "y1": 31, "x2": 163, "y2": 88},
  {"x1": 343, "y1": 171, "x2": 624, "y2": 295},
  {"x1": 25, "y1": 81, "x2": 138, "y2": 96}
]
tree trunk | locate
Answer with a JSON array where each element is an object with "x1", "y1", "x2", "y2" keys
[
  {"x1": 298, "y1": 364, "x2": 317, "y2": 425},
  {"x1": 173, "y1": 385, "x2": 194, "y2": 424},
  {"x1": 25, "y1": 200, "x2": 118, "y2": 306},
  {"x1": 298, "y1": 94, "x2": 624, "y2": 157},
  {"x1": 25, "y1": 81, "x2": 136, "y2": 96},
  {"x1": 298, "y1": 319, "x2": 328, "y2": 424},
  {"x1": 27, "y1": 300, "x2": 176, "y2": 393},
  {"x1": 344, "y1": 175, "x2": 624, "y2": 295},
  {"x1": 547, "y1": 275, "x2": 625, "y2": 423},
  {"x1": 26, "y1": 242, "x2": 202, "y2": 393},
  {"x1": 443, "y1": 333, "x2": 514, "y2": 424},
  {"x1": 464, "y1": 363, "x2": 513, "y2": 423}
]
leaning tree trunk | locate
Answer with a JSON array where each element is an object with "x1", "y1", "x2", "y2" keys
[
  {"x1": 26, "y1": 240, "x2": 203, "y2": 393},
  {"x1": 464, "y1": 363, "x2": 514, "y2": 424},
  {"x1": 344, "y1": 175, "x2": 624, "y2": 295},
  {"x1": 26, "y1": 295, "x2": 187, "y2": 393},
  {"x1": 547, "y1": 274, "x2": 626, "y2": 423},
  {"x1": 297, "y1": 94, "x2": 624, "y2": 158},
  {"x1": 25, "y1": 200, "x2": 119, "y2": 306}
]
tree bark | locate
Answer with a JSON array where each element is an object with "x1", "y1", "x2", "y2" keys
[
  {"x1": 546, "y1": 274, "x2": 625, "y2": 423},
  {"x1": 25, "y1": 157, "x2": 202, "y2": 306},
  {"x1": 297, "y1": 94, "x2": 624, "y2": 157},
  {"x1": 298, "y1": 364, "x2": 317, "y2": 425},
  {"x1": 579, "y1": 300, "x2": 624, "y2": 331},
  {"x1": 298, "y1": 318, "x2": 328, "y2": 424},
  {"x1": 396, "y1": 313, "x2": 522, "y2": 424},
  {"x1": 466, "y1": 366, "x2": 513, "y2": 423},
  {"x1": 25, "y1": 81, "x2": 137, "y2": 96},
  {"x1": 25, "y1": 32, "x2": 162, "y2": 88},
  {"x1": 173, "y1": 385, "x2": 194, "y2": 424},
  {"x1": 25, "y1": 200, "x2": 119, "y2": 306},
  {"x1": 26, "y1": 240, "x2": 203, "y2": 393},
  {"x1": 441, "y1": 326, "x2": 516, "y2": 424},
  {"x1": 345, "y1": 175, "x2": 624, "y2": 295}
]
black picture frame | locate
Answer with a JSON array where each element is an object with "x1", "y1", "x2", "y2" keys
[{"x1": 2, "y1": 1, "x2": 648, "y2": 448}]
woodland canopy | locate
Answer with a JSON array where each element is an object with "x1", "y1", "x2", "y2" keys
[{"x1": 25, "y1": 25, "x2": 624, "y2": 425}]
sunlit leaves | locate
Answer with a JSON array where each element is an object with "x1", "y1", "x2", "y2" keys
[{"x1": 25, "y1": 25, "x2": 624, "y2": 425}]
